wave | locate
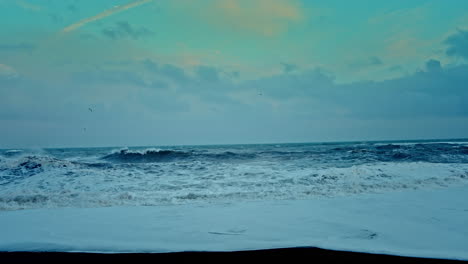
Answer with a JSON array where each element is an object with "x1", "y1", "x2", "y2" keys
[
  {"x1": 2, "y1": 150, "x2": 23, "y2": 157},
  {"x1": 0, "y1": 155, "x2": 75, "y2": 186},
  {"x1": 101, "y1": 148, "x2": 257, "y2": 163},
  {"x1": 329, "y1": 142, "x2": 468, "y2": 163},
  {"x1": 101, "y1": 148, "x2": 192, "y2": 163},
  {"x1": 0, "y1": 194, "x2": 49, "y2": 205},
  {"x1": 1, "y1": 161, "x2": 467, "y2": 211}
]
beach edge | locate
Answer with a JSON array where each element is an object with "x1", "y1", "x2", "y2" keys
[{"x1": 1, "y1": 247, "x2": 466, "y2": 263}]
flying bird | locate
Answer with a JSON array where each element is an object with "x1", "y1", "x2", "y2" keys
[{"x1": 88, "y1": 107, "x2": 93, "y2": 112}]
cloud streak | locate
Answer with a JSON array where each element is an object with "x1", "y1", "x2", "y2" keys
[
  {"x1": 16, "y1": 0, "x2": 41, "y2": 12},
  {"x1": 61, "y1": 0, "x2": 153, "y2": 33}
]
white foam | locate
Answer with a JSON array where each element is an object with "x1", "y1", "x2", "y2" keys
[
  {"x1": 0, "y1": 185, "x2": 467, "y2": 260},
  {"x1": 5, "y1": 150, "x2": 23, "y2": 154},
  {"x1": 108, "y1": 147, "x2": 166, "y2": 155},
  {"x1": 1, "y1": 161, "x2": 467, "y2": 211}
]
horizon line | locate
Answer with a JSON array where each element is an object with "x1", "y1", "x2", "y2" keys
[{"x1": 1, "y1": 137, "x2": 468, "y2": 150}]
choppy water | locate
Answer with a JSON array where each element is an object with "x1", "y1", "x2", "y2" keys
[{"x1": 1, "y1": 139, "x2": 468, "y2": 210}]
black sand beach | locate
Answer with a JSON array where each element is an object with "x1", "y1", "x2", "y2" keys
[{"x1": 1, "y1": 247, "x2": 466, "y2": 263}]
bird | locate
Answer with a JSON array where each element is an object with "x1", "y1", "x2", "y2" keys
[{"x1": 88, "y1": 107, "x2": 93, "y2": 112}]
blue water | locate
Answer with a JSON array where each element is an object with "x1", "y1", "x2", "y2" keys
[{"x1": 1, "y1": 139, "x2": 468, "y2": 210}]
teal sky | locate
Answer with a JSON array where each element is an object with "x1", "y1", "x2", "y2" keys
[{"x1": 1, "y1": 0, "x2": 468, "y2": 147}]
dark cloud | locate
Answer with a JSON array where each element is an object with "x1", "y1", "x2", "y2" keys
[
  {"x1": 281, "y1": 62, "x2": 297, "y2": 73},
  {"x1": 142, "y1": 61, "x2": 236, "y2": 102},
  {"x1": 101, "y1": 21, "x2": 154, "y2": 40},
  {"x1": 242, "y1": 61, "x2": 468, "y2": 119},
  {"x1": 143, "y1": 60, "x2": 190, "y2": 84},
  {"x1": 143, "y1": 59, "x2": 159, "y2": 72},
  {"x1": 2, "y1": 60, "x2": 468, "y2": 147},
  {"x1": 229, "y1": 71, "x2": 240, "y2": 78},
  {"x1": 71, "y1": 69, "x2": 147, "y2": 87},
  {"x1": 244, "y1": 69, "x2": 334, "y2": 100},
  {"x1": 445, "y1": 29, "x2": 468, "y2": 60},
  {"x1": 0, "y1": 43, "x2": 35, "y2": 53},
  {"x1": 159, "y1": 64, "x2": 189, "y2": 83},
  {"x1": 388, "y1": 65, "x2": 403, "y2": 72},
  {"x1": 349, "y1": 56, "x2": 383, "y2": 69},
  {"x1": 53, "y1": 59, "x2": 468, "y2": 121},
  {"x1": 369, "y1": 56, "x2": 383, "y2": 65},
  {"x1": 196, "y1": 66, "x2": 219, "y2": 82},
  {"x1": 0, "y1": 68, "x2": 183, "y2": 127},
  {"x1": 71, "y1": 66, "x2": 172, "y2": 90},
  {"x1": 425, "y1": 59, "x2": 441, "y2": 72}
]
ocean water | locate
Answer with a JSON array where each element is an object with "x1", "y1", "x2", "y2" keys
[{"x1": 1, "y1": 139, "x2": 468, "y2": 211}]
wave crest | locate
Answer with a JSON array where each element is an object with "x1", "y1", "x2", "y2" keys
[{"x1": 101, "y1": 148, "x2": 191, "y2": 163}]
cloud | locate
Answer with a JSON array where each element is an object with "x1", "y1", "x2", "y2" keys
[
  {"x1": 348, "y1": 56, "x2": 383, "y2": 69},
  {"x1": 0, "y1": 64, "x2": 19, "y2": 80},
  {"x1": 71, "y1": 69, "x2": 149, "y2": 87},
  {"x1": 445, "y1": 29, "x2": 468, "y2": 60},
  {"x1": 61, "y1": 0, "x2": 153, "y2": 33},
  {"x1": 425, "y1": 59, "x2": 441, "y2": 72},
  {"x1": 171, "y1": 0, "x2": 304, "y2": 36},
  {"x1": 143, "y1": 60, "x2": 190, "y2": 84},
  {"x1": 2, "y1": 60, "x2": 468, "y2": 147},
  {"x1": 144, "y1": 62, "x2": 228, "y2": 84},
  {"x1": 101, "y1": 21, "x2": 154, "y2": 40},
  {"x1": 5, "y1": 56, "x2": 468, "y2": 122},
  {"x1": 237, "y1": 61, "x2": 468, "y2": 119},
  {"x1": 333, "y1": 68, "x2": 467, "y2": 119},
  {"x1": 16, "y1": 0, "x2": 41, "y2": 12},
  {"x1": 281, "y1": 62, "x2": 297, "y2": 73},
  {"x1": 0, "y1": 43, "x2": 35, "y2": 53},
  {"x1": 388, "y1": 65, "x2": 404, "y2": 72},
  {"x1": 196, "y1": 65, "x2": 220, "y2": 82}
]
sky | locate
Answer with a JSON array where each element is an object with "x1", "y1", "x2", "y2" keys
[{"x1": 1, "y1": 0, "x2": 468, "y2": 148}]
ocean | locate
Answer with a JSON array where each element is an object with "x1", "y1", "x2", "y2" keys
[{"x1": 1, "y1": 139, "x2": 468, "y2": 211}]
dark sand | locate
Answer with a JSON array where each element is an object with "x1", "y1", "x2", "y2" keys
[{"x1": 1, "y1": 247, "x2": 466, "y2": 263}]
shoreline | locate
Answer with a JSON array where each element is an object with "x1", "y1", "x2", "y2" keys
[
  {"x1": 2, "y1": 186, "x2": 468, "y2": 259},
  {"x1": 1, "y1": 247, "x2": 466, "y2": 263}
]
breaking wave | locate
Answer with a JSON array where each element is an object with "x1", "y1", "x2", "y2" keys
[
  {"x1": 1, "y1": 139, "x2": 468, "y2": 210},
  {"x1": 0, "y1": 161, "x2": 467, "y2": 211},
  {"x1": 100, "y1": 148, "x2": 256, "y2": 163},
  {"x1": 101, "y1": 148, "x2": 192, "y2": 163}
]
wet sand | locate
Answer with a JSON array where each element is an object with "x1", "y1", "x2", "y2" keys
[{"x1": 1, "y1": 247, "x2": 466, "y2": 263}]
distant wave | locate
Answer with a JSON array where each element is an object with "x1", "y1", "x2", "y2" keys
[
  {"x1": 331, "y1": 143, "x2": 468, "y2": 163},
  {"x1": 4, "y1": 150, "x2": 23, "y2": 156},
  {"x1": 101, "y1": 148, "x2": 192, "y2": 163},
  {"x1": 101, "y1": 148, "x2": 257, "y2": 163}
]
